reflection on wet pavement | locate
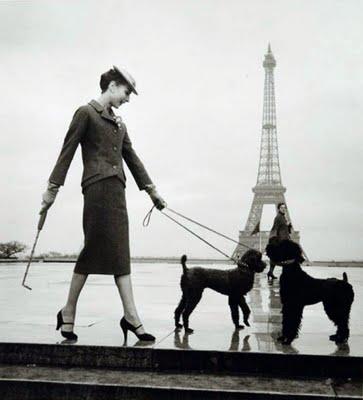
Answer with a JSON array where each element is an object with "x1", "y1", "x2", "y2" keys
[{"x1": 0, "y1": 262, "x2": 362, "y2": 355}]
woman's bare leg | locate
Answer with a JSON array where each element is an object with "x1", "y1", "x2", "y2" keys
[
  {"x1": 114, "y1": 274, "x2": 146, "y2": 335},
  {"x1": 61, "y1": 272, "x2": 88, "y2": 332}
]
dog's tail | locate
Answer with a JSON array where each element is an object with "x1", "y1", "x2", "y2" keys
[
  {"x1": 343, "y1": 272, "x2": 348, "y2": 282},
  {"x1": 180, "y1": 255, "x2": 188, "y2": 274}
]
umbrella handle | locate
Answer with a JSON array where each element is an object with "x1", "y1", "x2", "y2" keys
[{"x1": 38, "y1": 211, "x2": 47, "y2": 230}]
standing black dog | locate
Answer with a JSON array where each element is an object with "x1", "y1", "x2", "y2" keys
[
  {"x1": 174, "y1": 249, "x2": 266, "y2": 333},
  {"x1": 266, "y1": 240, "x2": 354, "y2": 345}
]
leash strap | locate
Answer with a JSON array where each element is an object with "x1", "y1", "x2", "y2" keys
[
  {"x1": 160, "y1": 210, "x2": 237, "y2": 263},
  {"x1": 166, "y1": 207, "x2": 253, "y2": 250},
  {"x1": 143, "y1": 205, "x2": 156, "y2": 227}
]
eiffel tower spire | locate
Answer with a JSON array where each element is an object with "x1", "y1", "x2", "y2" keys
[
  {"x1": 233, "y1": 45, "x2": 300, "y2": 257},
  {"x1": 257, "y1": 44, "x2": 281, "y2": 186}
]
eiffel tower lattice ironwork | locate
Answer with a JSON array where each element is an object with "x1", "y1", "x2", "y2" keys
[{"x1": 233, "y1": 45, "x2": 300, "y2": 258}]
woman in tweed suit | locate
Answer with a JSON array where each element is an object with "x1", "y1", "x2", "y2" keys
[
  {"x1": 266, "y1": 202, "x2": 292, "y2": 280},
  {"x1": 40, "y1": 66, "x2": 166, "y2": 342}
]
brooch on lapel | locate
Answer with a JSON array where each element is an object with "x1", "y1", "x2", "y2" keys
[{"x1": 114, "y1": 116, "x2": 123, "y2": 129}]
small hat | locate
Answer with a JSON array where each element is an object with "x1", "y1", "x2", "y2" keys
[
  {"x1": 113, "y1": 65, "x2": 138, "y2": 95},
  {"x1": 266, "y1": 239, "x2": 304, "y2": 264}
]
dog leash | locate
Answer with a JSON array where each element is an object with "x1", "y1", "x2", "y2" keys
[
  {"x1": 143, "y1": 205, "x2": 235, "y2": 261},
  {"x1": 160, "y1": 210, "x2": 236, "y2": 262},
  {"x1": 166, "y1": 207, "x2": 253, "y2": 250},
  {"x1": 143, "y1": 206, "x2": 254, "y2": 263},
  {"x1": 142, "y1": 205, "x2": 156, "y2": 227}
]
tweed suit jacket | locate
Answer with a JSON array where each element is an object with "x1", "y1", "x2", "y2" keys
[
  {"x1": 269, "y1": 212, "x2": 291, "y2": 241},
  {"x1": 49, "y1": 100, "x2": 153, "y2": 190}
]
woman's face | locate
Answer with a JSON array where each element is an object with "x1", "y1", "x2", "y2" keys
[
  {"x1": 109, "y1": 82, "x2": 131, "y2": 108},
  {"x1": 279, "y1": 204, "x2": 287, "y2": 214}
]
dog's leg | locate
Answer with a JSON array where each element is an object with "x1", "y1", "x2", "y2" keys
[
  {"x1": 324, "y1": 300, "x2": 351, "y2": 344},
  {"x1": 239, "y1": 296, "x2": 251, "y2": 327},
  {"x1": 228, "y1": 296, "x2": 244, "y2": 329},
  {"x1": 174, "y1": 295, "x2": 186, "y2": 329},
  {"x1": 182, "y1": 290, "x2": 203, "y2": 334},
  {"x1": 279, "y1": 303, "x2": 303, "y2": 345}
]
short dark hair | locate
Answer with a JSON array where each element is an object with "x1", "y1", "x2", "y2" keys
[
  {"x1": 277, "y1": 202, "x2": 286, "y2": 210},
  {"x1": 100, "y1": 68, "x2": 128, "y2": 92}
]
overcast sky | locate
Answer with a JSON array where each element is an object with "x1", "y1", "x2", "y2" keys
[{"x1": 1, "y1": 0, "x2": 362, "y2": 260}]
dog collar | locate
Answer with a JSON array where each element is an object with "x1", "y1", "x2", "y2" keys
[{"x1": 280, "y1": 259, "x2": 296, "y2": 265}]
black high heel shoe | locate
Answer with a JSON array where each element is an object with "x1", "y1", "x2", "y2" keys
[
  {"x1": 267, "y1": 271, "x2": 277, "y2": 281},
  {"x1": 120, "y1": 317, "x2": 155, "y2": 342},
  {"x1": 56, "y1": 310, "x2": 78, "y2": 340}
]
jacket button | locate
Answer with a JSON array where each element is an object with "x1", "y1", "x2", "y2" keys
[
  {"x1": 113, "y1": 165, "x2": 117, "y2": 169},
  {"x1": 113, "y1": 146, "x2": 117, "y2": 151},
  {"x1": 113, "y1": 129, "x2": 117, "y2": 134}
]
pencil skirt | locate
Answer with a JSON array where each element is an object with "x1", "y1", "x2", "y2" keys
[{"x1": 74, "y1": 176, "x2": 131, "y2": 275}]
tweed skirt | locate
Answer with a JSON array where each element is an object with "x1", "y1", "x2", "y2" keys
[{"x1": 74, "y1": 176, "x2": 130, "y2": 275}]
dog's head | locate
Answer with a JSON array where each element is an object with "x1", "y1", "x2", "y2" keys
[
  {"x1": 238, "y1": 249, "x2": 266, "y2": 273},
  {"x1": 266, "y1": 239, "x2": 304, "y2": 266}
]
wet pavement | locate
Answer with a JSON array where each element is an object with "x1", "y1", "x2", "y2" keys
[{"x1": 0, "y1": 262, "x2": 362, "y2": 356}]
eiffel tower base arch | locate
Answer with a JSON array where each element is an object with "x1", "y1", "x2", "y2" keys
[{"x1": 232, "y1": 185, "x2": 300, "y2": 259}]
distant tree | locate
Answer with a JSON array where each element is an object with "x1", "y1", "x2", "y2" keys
[
  {"x1": 38, "y1": 251, "x2": 63, "y2": 258},
  {"x1": 37, "y1": 251, "x2": 79, "y2": 259},
  {"x1": 0, "y1": 241, "x2": 27, "y2": 258}
]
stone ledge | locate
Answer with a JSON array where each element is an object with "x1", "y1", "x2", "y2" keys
[
  {"x1": 0, "y1": 342, "x2": 362, "y2": 379},
  {"x1": 1, "y1": 380, "x2": 347, "y2": 400},
  {"x1": 2, "y1": 364, "x2": 361, "y2": 400}
]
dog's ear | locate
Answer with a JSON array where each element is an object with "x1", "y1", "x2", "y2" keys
[
  {"x1": 267, "y1": 239, "x2": 303, "y2": 264},
  {"x1": 242, "y1": 249, "x2": 266, "y2": 272},
  {"x1": 241, "y1": 249, "x2": 257, "y2": 264},
  {"x1": 240, "y1": 250, "x2": 250, "y2": 264},
  {"x1": 266, "y1": 243, "x2": 278, "y2": 260}
]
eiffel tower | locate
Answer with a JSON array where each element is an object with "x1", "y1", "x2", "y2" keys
[{"x1": 233, "y1": 44, "x2": 300, "y2": 258}]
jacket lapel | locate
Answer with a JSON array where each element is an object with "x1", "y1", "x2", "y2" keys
[
  {"x1": 89, "y1": 100, "x2": 118, "y2": 126},
  {"x1": 101, "y1": 108, "x2": 118, "y2": 125}
]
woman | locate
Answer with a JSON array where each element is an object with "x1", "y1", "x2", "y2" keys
[
  {"x1": 40, "y1": 66, "x2": 166, "y2": 342},
  {"x1": 266, "y1": 202, "x2": 292, "y2": 280}
]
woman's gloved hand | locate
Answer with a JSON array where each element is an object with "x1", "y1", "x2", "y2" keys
[
  {"x1": 40, "y1": 182, "x2": 60, "y2": 214},
  {"x1": 144, "y1": 184, "x2": 167, "y2": 210}
]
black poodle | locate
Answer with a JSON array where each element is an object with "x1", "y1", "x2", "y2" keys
[
  {"x1": 266, "y1": 240, "x2": 354, "y2": 345},
  {"x1": 174, "y1": 249, "x2": 266, "y2": 333}
]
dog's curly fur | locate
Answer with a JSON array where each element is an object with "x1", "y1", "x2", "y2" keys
[
  {"x1": 266, "y1": 240, "x2": 355, "y2": 345},
  {"x1": 174, "y1": 249, "x2": 266, "y2": 333}
]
